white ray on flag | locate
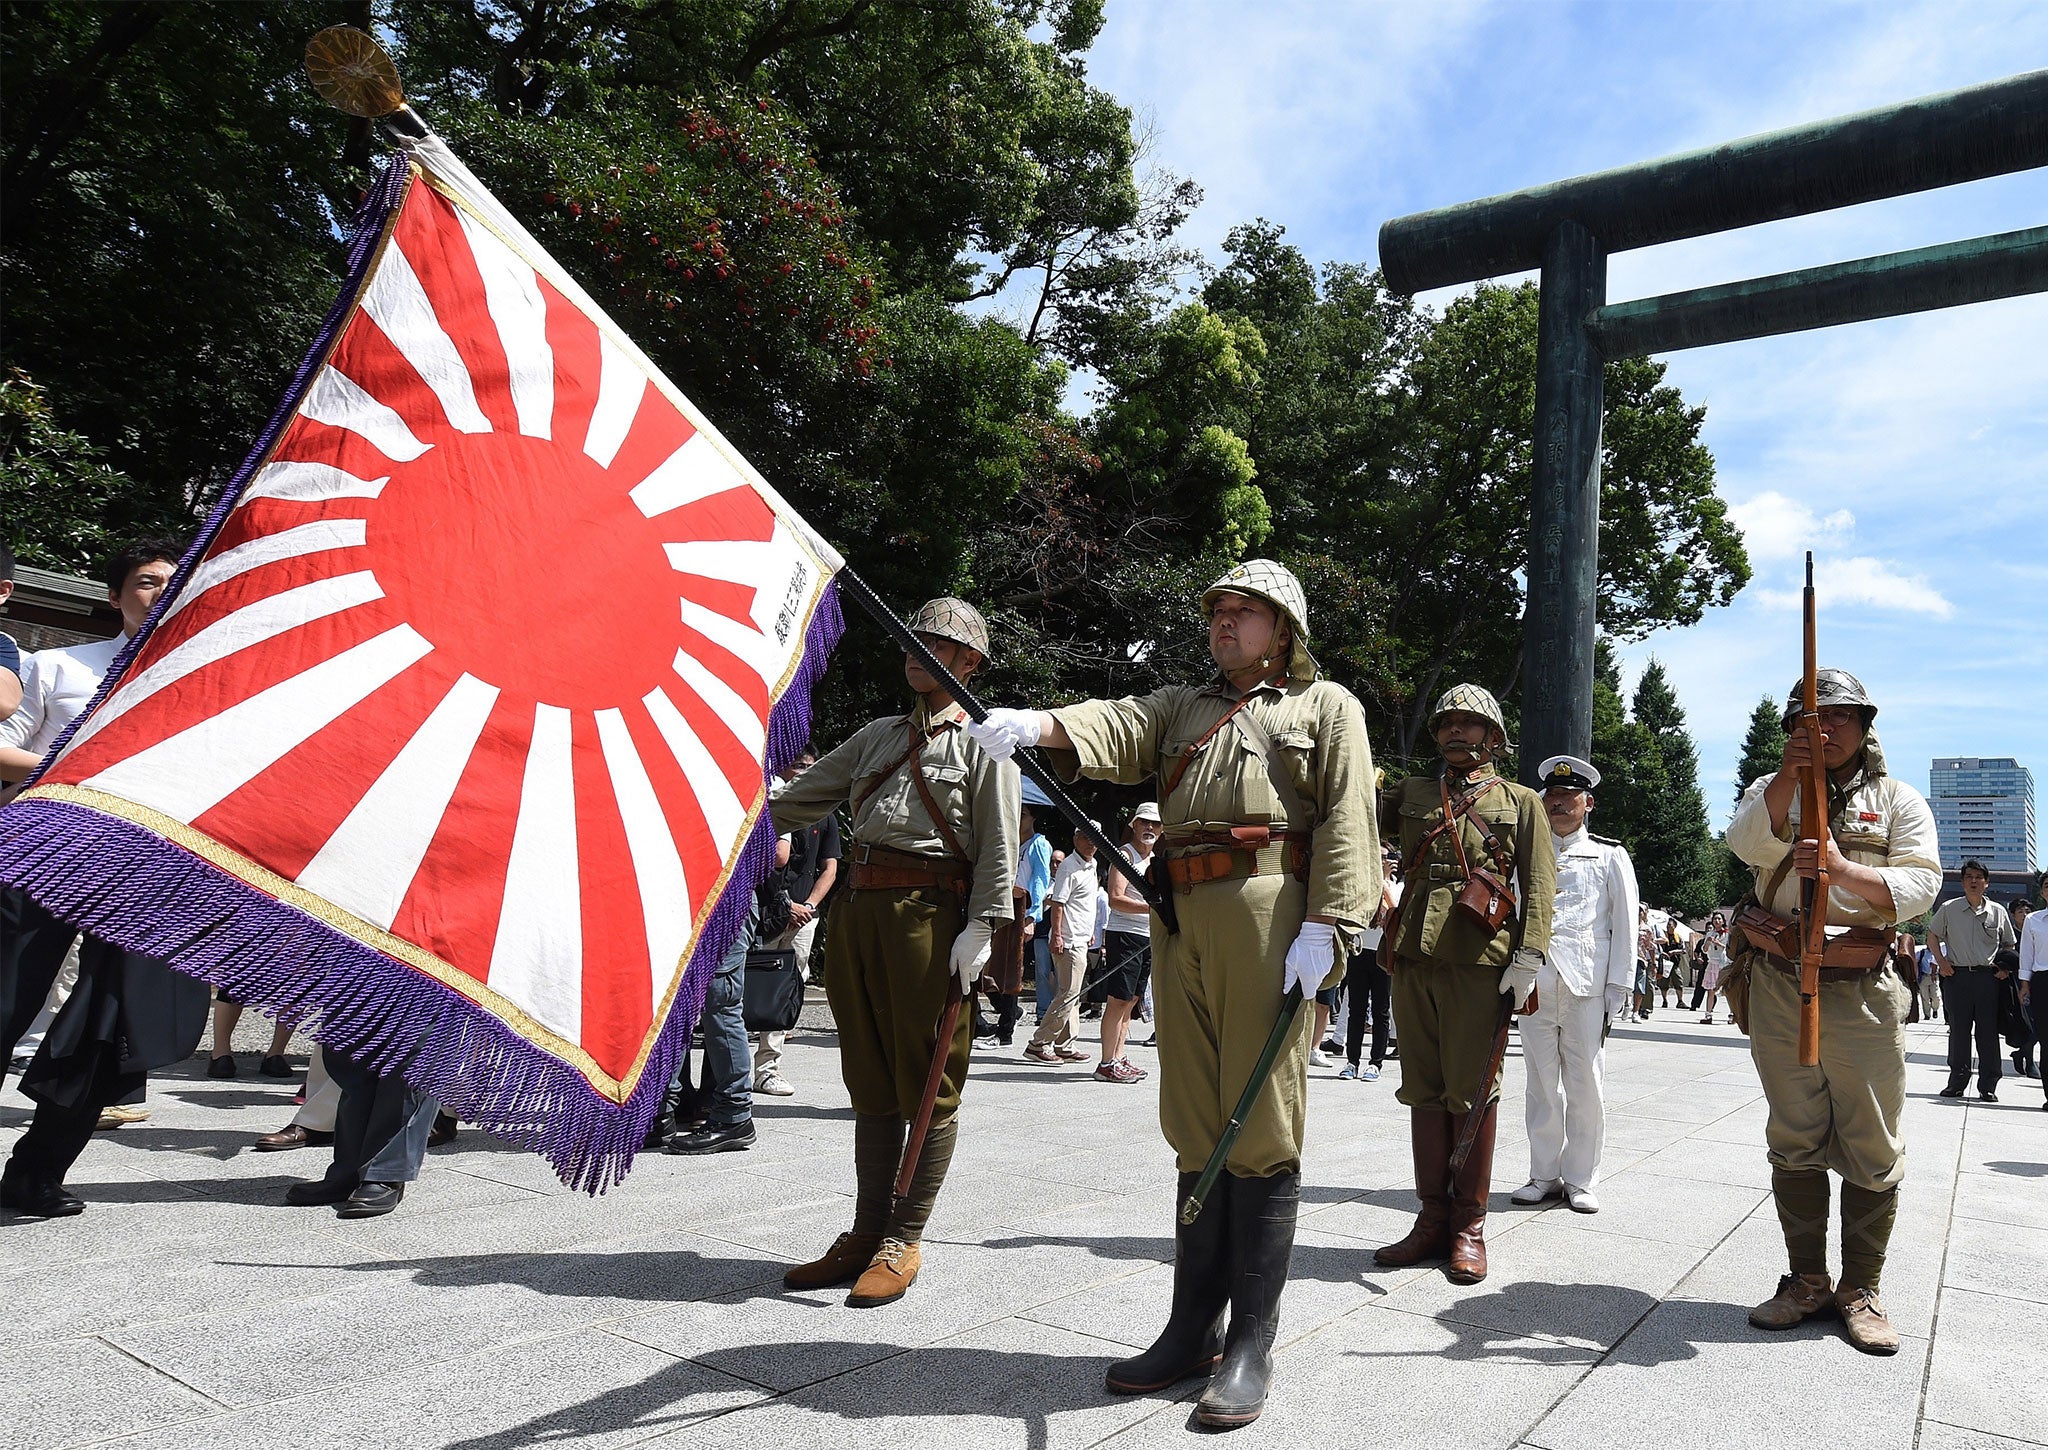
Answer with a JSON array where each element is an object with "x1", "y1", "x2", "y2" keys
[
  {"x1": 630, "y1": 434, "x2": 738, "y2": 519},
  {"x1": 240, "y1": 461, "x2": 391, "y2": 508},
  {"x1": 595, "y1": 708, "x2": 691, "y2": 1004},
  {"x1": 663, "y1": 538, "x2": 783, "y2": 597},
  {"x1": 83, "y1": 625, "x2": 434, "y2": 822},
  {"x1": 583, "y1": 334, "x2": 645, "y2": 468},
  {"x1": 679, "y1": 595, "x2": 779, "y2": 682},
  {"x1": 454, "y1": 210, "x2": 554, "y2": 438},
  {"x1": 642, "y1": 686, "x2": 747, "y2": 846},
  {"x1": 68, "y1": 573, "x2": 385, "y2": 751},
  {"x1": 161, "y1": 518, "x2": 370, "y2": 623},
  {"x1": 487, "y1": 704, "x2": 584, "y2": 1038},
  {"x1": 360, "y1": 240, "x2": 493, "y2": 435},
  {"x1": 671, "y1": 646, "x2": 767, "y2": 763},
  {"x1": 296, "y1": 673, "x2": 501, "y2": 929},
  {"x1": 301, "y1": 365, "x2": 432, "y2": 461}
]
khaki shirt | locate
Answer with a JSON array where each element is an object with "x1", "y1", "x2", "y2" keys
[
  {"x1": 1926, "y1": 895, "x2": 2015, "y2": 967},
  {"x1": 772, "y1": 700, "x2": 1019, "y2": 922},
  {"x1": 1725, "y1": 766, "x2": 1940, "y2": 929},
  {"x1": 1047, "y1": 675, "x2": 1379, "y2": 930},
  {"x1": 1382, "y1": 770, "x2": 1555, "y2": 969}
]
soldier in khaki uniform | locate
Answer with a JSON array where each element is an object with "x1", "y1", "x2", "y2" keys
[
  {"x1": 771, "y1": 598, "x2": 1019, "y2": 1307},
  {"x1": 1725, "y1": 669, "x2": 1939, "y2": 1355},
  {"x1": 969, "y1": 560, "x2": 1378, "y2": 1429},
  {"x1": 1374, "y1": 685, "x2": 1554, "y2": 1285}
]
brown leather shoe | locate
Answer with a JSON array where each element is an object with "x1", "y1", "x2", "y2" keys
[
  {"x1": 1835, "y1": 1286, "x2": 1900, "y2": 1355},
  {"x1": 783, "y1": 1231, "x2": 883, "y2": 1291},
  {"x1": 254, "y1": 1124, "x2": 335, "y2": 1152},
  {"x1": 1376, "y1": 1109, "x2": 1454, "y2": 1267},
  {"x1": 846, "y1": 1237, "x2": 921, "y2": 1307},
  {"x1": 1748, "y1": 1272, "x2": 1835, "y2": 1329}
]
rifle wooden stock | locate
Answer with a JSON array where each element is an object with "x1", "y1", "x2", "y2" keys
[
  {"x1": 1797, "y1": 553, "x2": 1826, "y2": 1067},
  {"x1": 896, "y1": 976, "x2": 965, "y2": 1200},
  {"x1": 1452, "y1": 986, "x2": 1531, "y2": 1172}
]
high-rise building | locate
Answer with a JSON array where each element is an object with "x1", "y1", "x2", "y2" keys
[{"x1": 1928, "y1": 757, "x2": 2036, "y2": 873}]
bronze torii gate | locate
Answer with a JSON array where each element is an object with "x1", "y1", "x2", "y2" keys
[{"x1": 1377, "y1": 69, "x2": 2048, "y2": 784}]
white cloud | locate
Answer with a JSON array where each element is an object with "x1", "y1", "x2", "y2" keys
[
  {"x1": 1726, "y1": 491, "x2": 1855, "y2": 563},
  {"x1": 1754, "y1": 556, "x2": 1954, "y2": 619}
]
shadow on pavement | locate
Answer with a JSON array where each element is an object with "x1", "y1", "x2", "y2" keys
[
  {"x1": 309, "y1": 1247, "x2": 796, "y2": 1305},
  {"x1": 440, "y1": 1342, "x2": 1127, "y2": 1450}
]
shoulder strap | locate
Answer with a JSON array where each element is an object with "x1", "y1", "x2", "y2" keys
[
  {"x1": 1226, "y1": 698, "x2": 1313, "y2": 824},
  {"x1": 851, "y1": 722, "x2": 926, "y2": 817},
  {"x1": 1161, "y1": 694, "x2": 1254, "y2": 799},
  {"x1": 908, "y1": 720, "x2": 970, "y2": 862}
]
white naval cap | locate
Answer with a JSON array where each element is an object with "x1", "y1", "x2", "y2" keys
[{"x1": 1538, "y1": 754, "x2": 1600, "y2": 791}]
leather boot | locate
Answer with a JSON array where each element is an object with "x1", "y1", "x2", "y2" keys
[
  {"x1": 1195, "y1": 1171, "x2": 1298, "y2": 1429},
  {"x1": 1375, "y1": 1110, "x2": 1453, "y2": 1266},
  {"x1": 1445, "y1": 1098, "x2": 1498, "y2": 1285},
  {"x1": 1105, "y1": 1171, "x2": 1229, "y2": 1394}
]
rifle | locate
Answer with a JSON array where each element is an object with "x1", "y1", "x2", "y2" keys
[
  {"x1": 1182, "y1": 986, "x2": 1305, "y2": 1223},
  {"x1": 1452, "y1": 985, "x2": 1532, "y2": 1172},
  {"x1": 1796, "y1": 552, "x2": 1827, "y2": 1067}
]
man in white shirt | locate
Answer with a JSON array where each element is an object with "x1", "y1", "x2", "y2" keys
[
  {"x1": 1512, "y1": 755, "x2": 1640, "y2": 1215},
  {"x1": 2018, "y1": 871, "x2": 2048, "y2": 1111},
  {"x1": 0, "y1": 542, "x2": 24, "y2": 725},
  {"x1": 1024, "y1": 824, "x2": 1099, "y2": 1065}
]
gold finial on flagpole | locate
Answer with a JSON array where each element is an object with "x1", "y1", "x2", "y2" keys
[{"x1": 304, "y1": 26, "x2": 405, "y2": 118}]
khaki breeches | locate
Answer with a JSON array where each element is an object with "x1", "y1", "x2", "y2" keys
[
  {"x1": 823, "y1": 887, "x2": 973, "y2": 1128},
  {"x1": 1151, "y1": 874, "x2": 1311, "y2": 1177},
  {"x1": 1390, "y1": 959, "x2": 1505, "y2": 1114},
  {"x1": 1748, "y1": 958, "x2": 1909, "y2": 1193}
]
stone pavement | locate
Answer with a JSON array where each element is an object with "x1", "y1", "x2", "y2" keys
[{"x1": 4, "y1": 1002, "x2": 2043, "y2": 1450}]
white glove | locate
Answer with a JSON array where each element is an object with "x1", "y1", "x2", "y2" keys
[
  {"x1": 1499, "y1": 948, "x2": 1541, "y2": 1010},
  {"x1": 966, "y1": 708, "x2": 1042, "y2": 762},
  {"x1": 1604, "y1": 983, "x2": 1626, "y2": 1020},
  {"x1": 949, "y1": 919, "x2": 993, "y2": 995},
  {"x1": 1283, "y1": 921, "x2": 1337, "y2": 999}
]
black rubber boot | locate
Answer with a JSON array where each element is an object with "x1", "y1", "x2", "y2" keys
[
  {"x1": 1195, "y1": 1170, "x2": 1298, "y2": 1429},
  {"x1": 1105, "y1": 1171, "x2": 1230, "y2": 1394}
]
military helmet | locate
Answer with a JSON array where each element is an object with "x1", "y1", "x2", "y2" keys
[
  {"x1": 1427, "y1": 682, "x2": 1512, "y2": 750},
  {"x1": 1201, "y1": 558, "x2": 1317, "y2": 681},
  {"x1": 907, "y1": 596, "x2": 992, "y2": 663},
  {"x1": 1781, "y1": 667, "x2": 1875, "y2": 729}
]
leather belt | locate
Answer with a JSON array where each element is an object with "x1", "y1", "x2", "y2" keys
[
  {"x1": 1760, "y1": 951, "x2": 1890, "y2": 985},
  {"x1": 845, "y1": 841, "x2": 969, "y2": 894},
  {"x1": 1161, "y1": 827, "x2": 1309, "y2": 893}
]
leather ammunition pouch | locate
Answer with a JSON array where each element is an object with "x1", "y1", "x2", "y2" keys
[
  {"x1": 1457, "y1": 866, "x2": 1516, "y2": 936},
  {"x1": 845, "y1": 842, "x2": 970, "y2": 897},
  {"x1": 1162, "y1": 827, "x2": 1309, "y2": 893}
]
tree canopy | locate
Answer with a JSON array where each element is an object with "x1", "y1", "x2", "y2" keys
[{"x1": 2, "y1": 0, "x2": 1749, "y2": 797}]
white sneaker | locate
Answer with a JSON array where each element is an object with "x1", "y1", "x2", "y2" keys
[
  {"x1": 752, "y1": 1072, "x2": 795, "y2": 1097},
  {"x1": 1565, "y1": 1184, "x2": 1599, "y2": 1214},
  {"x1": 1308, "y1": 1050, "x2": 1331, "y2": 1068},
  {"x1": 1510, "y1": 1178, "x2": 1562, "y2": 1205}
]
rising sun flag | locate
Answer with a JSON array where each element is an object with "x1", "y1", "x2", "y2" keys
[{"x1": 0, "y1": 125, "x2": 845, "y2": 1188}]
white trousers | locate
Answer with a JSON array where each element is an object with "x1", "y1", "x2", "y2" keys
[
  {"x1": 1522, "y1": 985, "x2": 1608, "y2": 1189},
  {"x1": 291, "y1": 1046, "x2": 342, "y2": 1134},
  {"x1": 753, "y1": 915, "x2": 818, "y2": 1078}
]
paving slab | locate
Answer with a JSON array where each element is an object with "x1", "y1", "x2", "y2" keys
[
  {"x1": 0, "y1": 1335, "x2": 222, "y2": 1450},
  {"x1": 1920, "y1": 1287, "x2": 2048, "y2": 1445}
]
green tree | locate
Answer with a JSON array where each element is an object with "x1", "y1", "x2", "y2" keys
[
  {"x1": 1629, "y1": 659, "x2": 1718, "y2": 917},
  {"x1": 0, "y1": 370, "x2": 164, "y2": 572},
  {"x1": 1719, "y1": 694, "x2": 1789, "y2": 905}
]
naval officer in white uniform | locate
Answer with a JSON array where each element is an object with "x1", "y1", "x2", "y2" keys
[{"x1": 1512, "y1": 755, "x2": 1640, "y2": 1214}]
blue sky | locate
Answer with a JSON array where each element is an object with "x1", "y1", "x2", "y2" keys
[{"x1": 1057, "y1": 1, "x2": 2047, "y2": 838}]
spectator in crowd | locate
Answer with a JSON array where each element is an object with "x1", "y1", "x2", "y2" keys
[
  {"x1": 254, "y1": 1045, "x2": 340, "y2": 1152},
  {"x1": 2018, "y1": 871, "x2": 2048, "y2": 1110},
  {"x1": 665, "y1": 898, "x2": 761, "y2": 1153},
  {"x1": 206, "y1": 991, "x2": 296, "y2": 1079},
  {"x1": 1634, "y1": 906, "x2": 1656, "y2": 1021},
  {"x1": 979, "y1": 802, "x2": 1052, "y2": 1048},
  {"x1": 282, "y1": 1046, "x2": 442, "y2": 1218},
  {"x1": 1024, "y1": 825, "x2": 1098, "y2": 1065},
  {"x1": 1095, "y1": 805, "x2": 1160, "y2": 1084},
  {"x1": 755, "y1": 747, "x2": 840, "y2": 1097},
  {"x1": 0, "y1": 541, "x2": 23, "y2": 725},
  {"x1": 1928, "y1": 860, "x2": 2017, "y2": 1103},
  {"x1": 1658, "y1": 917, "x2": 1686, "y2": 1009},
  {"x1": 1339, "y1": 848, "x2": 1401, "y2": 1081},
  {"x1": 1036, "y1": 848, "x2": 1067, "y2": 1023},
  {"x1": 1699, "y1": 912, "x2": 1730, "y2": 1024},
  {"x1": 1916, "y1": 937, "x2": 1940, "y2": 1021},
  {"x1": 2003, "y1": 898, "x2": 2033, "y2": 1079}
]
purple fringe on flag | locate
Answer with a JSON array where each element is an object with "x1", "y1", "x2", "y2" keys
[
  {"x1": 0, "y1": 574, "x2": 843, "y2": 1192},
  {"x1": 0, "y1": 142, "x2": 852, "y2": 1191}
]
